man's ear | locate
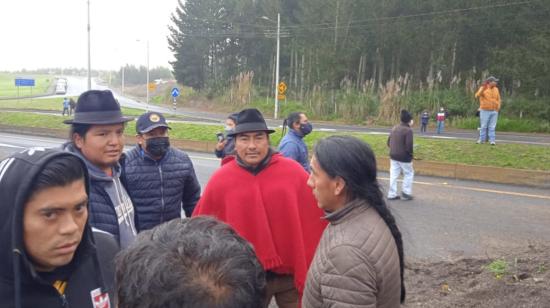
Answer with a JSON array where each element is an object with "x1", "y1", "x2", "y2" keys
[
  {"x1": 136, "y1": 134, "x2": 144, "y2": 146},
  {"x1": 73, "y1": 133, "x2": 84, "y2": 150}
]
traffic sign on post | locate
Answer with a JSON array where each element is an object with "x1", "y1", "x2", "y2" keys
[
  {"x1": 171, "y1": 87, "x2": 180, "y2": 97},
  {"x1": 15, "y1": 78, "x2": 35, "y2": 87},
  {"x1": 278, "y1": 82, "x2": 287, "y2": 95},
  {"x1": 148, "y1": 82, "x2": 156, "y2": 91}
]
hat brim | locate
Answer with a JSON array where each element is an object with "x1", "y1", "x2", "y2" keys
[
  {"x1": 64, "y1": 116, "x2": 134, "y2": 125},
  {"x1": 138, "y1": 123, "x2": 172, "y2": 134},
  {"x1": 227, "y1": 127, "x2": 275, "y2": 136}
]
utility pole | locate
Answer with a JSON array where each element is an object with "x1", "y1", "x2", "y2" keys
[
  {"x1": 87, "y1": 0, "x2": 91, "y2": 90},
  {"x1": 121, "y1": 65, "x2": 125, "y2": 95},
  {"x1": 274, "y1": 13, "x2": 280, "y2": 120},
  {"x1": 146, "y1": 40, "x2": 150, "y2": 111}
]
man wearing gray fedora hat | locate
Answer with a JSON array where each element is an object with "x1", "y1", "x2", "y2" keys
[{"x1": 62, "y1": 90, "x2": 137, "y2": 248}]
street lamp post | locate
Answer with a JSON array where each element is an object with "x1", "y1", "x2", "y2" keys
[
  {"x1": 136, "y1": 39, "x2": 150, "y2": 111},
  {"x1": 274, "y1": 13, "x2": 280, "y2": 120}
]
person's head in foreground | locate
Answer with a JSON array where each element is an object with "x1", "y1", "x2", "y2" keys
[
  {"x1": 115, "y1": 216, "x2": 266, "y2": 308},
  {"x1": 306, "y1": 135, "x2": 406, "y2": 304}
]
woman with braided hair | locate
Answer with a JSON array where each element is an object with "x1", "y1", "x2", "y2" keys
[{"x1": 303, "y1": 135, "x2": 405, "y2": 307}]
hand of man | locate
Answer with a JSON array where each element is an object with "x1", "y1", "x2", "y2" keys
[{"x1": 215, "y1": 140, "x2": 227, "y2": 151}]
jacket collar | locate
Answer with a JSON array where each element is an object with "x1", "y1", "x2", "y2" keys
[{"x1": 324, "y1": 199, "x2": 369, "y2": 225}]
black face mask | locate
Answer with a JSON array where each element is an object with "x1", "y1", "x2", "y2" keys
[
  {"x1": 299, "y1": 123, "x2": 313, "y2": 136},
  {"x1": 145, "y1": 137, "x2": 170, "y2": 157}
]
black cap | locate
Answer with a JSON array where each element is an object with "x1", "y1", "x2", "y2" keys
[
  {"x1": 136, "y1": 112, "x2": 171, "y2": 134},
  {"x1": 63, "y1": 90, "x2": 133, "y2": 125},
  {"x1": 227, "y1": 108, "x2": 275, "y2": 136},
  {"x1": 400, "y1": 109, "x2": 412, "y2": 123}
]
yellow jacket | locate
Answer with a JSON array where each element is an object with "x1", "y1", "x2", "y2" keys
[{"x1": 475, "y1": 86, "x2": 501, "y2": 111}]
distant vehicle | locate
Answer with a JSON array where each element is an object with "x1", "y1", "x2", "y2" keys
[{"x1": 55, "y1": 78, "x2": 67, "y2": 94}]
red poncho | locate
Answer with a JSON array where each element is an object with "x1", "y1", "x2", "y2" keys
[{"x1": 193, "y1": 153, "x2": 327, "y2": 293}]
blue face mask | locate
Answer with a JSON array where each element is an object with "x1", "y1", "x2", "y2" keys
[{"x1": 299, "y1": 122, "x2": 313, "y2": 136}]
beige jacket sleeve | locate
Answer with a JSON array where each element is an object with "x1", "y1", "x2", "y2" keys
[{"x1": 303, "y1": 244, "x2": 377, "y2": 308}]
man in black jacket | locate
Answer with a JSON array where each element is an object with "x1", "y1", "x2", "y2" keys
[
  {"x1": 387, "y1": 110, "x2": 415, "y2": 201},
  {"x1": 0, "y1": 148, "x2": 118, "y2": 308},
  {"x1": 122, "y1": 111, "x2": 201, "y2": 231}
]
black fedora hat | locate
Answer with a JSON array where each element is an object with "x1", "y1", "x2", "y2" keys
[
  {"x1": 63, "y1": 90, "x2": 133, "y2": 125},
  {"x1": 227, "y1": 108, "x2": 275, "y2": 136}
]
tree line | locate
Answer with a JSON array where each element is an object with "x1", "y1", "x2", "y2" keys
[{"x1": 168, "y1": 0, "x2": 550, "y2": 122}]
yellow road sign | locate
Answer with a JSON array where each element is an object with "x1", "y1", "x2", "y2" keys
[
  {"x1": 148, "y1": 82, "x2": 156, "y2": 91},
  {"x1": 277, "y1": 94, "x2": 286, "y2": 100},
  {"x1": 278, "y1": 82, "x2": 287, "y2": 94}
]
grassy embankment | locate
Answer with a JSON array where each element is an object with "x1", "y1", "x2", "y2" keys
[
  {"x1": 0, "y1": 73, "x2": 53, "y2": 97},
  {"x1": 0, "y1": 97, "x2": 144, "y2": 116},
  {"x1": 0, "y1": 111, "x2": 548, "y2": 171}
]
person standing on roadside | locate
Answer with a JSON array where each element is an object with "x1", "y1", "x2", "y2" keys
[
  {"x1": 0, "y1": 148, "x2": 118, "y2": 308},
  {"x1": 62, "y1": 97, "x2": 70, "y2": 116},
  {"x1": 69, "y1": 98, "x2": 76, "y2": 116},
  {"x1": 475, "y1": 76, "x2": 501, "y2": 145},
  {"x1": 122, "y1": 111, "x2": 201, "y2": 232},
  {"x1": 436, "y1": 107, "x2": 447, "y2": 134},
  {"x1": 387, "y1": 110, "x2": 415, "y2": 201},
  {"x1": 62, "y1": 90, "x2": 137, "y2": 248},
  {"x1": 214, "y1": 113, "x2": 238, "y2": 159},
  {"x1": 193, "y1": 108, "x2": 326, "y2": 308},
  {"x1": 303, "y1": 136, "x2": 405, "y2": 307},
  {"x1": 420, "y1": 110, "x2": 429, "y2": 133},
  {"x1": 278, "y1": 112, "x2": 313, "y2": 172}
]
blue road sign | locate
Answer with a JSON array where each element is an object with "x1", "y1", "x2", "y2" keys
[
  {"x1": 171, "y1": 87, "x2": 180, "y2": 97},
  {"x1": 15, "y1": 78, "x2": 35, "y2": 87}
]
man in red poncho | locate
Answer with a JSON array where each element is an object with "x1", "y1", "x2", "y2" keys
[{"x1": 193, "y1": 108, "x2": 326, "y2": 308}]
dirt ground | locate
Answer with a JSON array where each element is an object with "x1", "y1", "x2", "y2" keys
[{"x1": 404, "y1": 244, "x2": 550, "y2": 307}]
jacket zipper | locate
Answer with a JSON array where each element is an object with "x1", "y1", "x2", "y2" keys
[
  {"x1": 60, "y1": 293, "x2": 68, "y2": 307},
  {"x1": 158, "y1": 164, "x2": 165, "y2": 223}
]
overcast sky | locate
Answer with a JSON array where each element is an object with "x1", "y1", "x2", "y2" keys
[{"x1": 0, "y1": 0, "x2": 180, "y2": 71}]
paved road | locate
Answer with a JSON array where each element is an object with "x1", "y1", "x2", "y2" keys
[
  {"x1": 34, "y1": 76, "x2": 550, "y2": 146},
  {"x1": 1, "y1": 132, "x2": 549, "y2": 261}
]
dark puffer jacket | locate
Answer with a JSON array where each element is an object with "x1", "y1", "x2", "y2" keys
[{"x1": 122, "y1": 145, "x2": 201, "y2": 231}]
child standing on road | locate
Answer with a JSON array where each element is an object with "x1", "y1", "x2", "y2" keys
[
  {"x1": 420, "y1": 110, "x2": 429, "y2": 133},
  {"x1": 436, "y1": 107, "x2": 446, "y2": 134}
]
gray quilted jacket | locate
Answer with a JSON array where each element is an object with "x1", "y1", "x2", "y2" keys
[{"x1": 302, "y1": 199, "x2": 401, "y2": 308}]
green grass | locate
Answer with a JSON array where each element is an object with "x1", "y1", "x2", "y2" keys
[
  {"x1": 453, "y1": 117, "x2": 550, "y2": 133},
  {"x1": 1, "y1": 111, "x2": 549, "y2": 171},
  {"x1": 0, "y1": 98, "x2": 145, "y2": 116},
  {"x1": 0, "y1": 73, "x2": 53, "y2": 97},
  {"x1": 485, "y1": 259, "x2": 509, "y2": 279}
]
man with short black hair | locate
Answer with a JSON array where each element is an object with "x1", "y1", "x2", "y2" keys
[
  {"x1": 122, "y1": 111, "x2": 201, "y2": 232},
  {"x1": 387, "y1": 110, "x2": 415, "y2": 201},
  {"x1": 0, "y1": 148, "x2": 118, "y2": 308},
  {"x1": 115, "y1": 216, "x2": 266, "y2": 308},
  {"x1": 278, "y1": 112, "x2": 313, "y2": 172},
  {"x1": 194, "y1": 108, "x2": 327, "y2": 308},
  {"x1": 63, "y1": 90, "x2": 137, "y2": 248}
]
